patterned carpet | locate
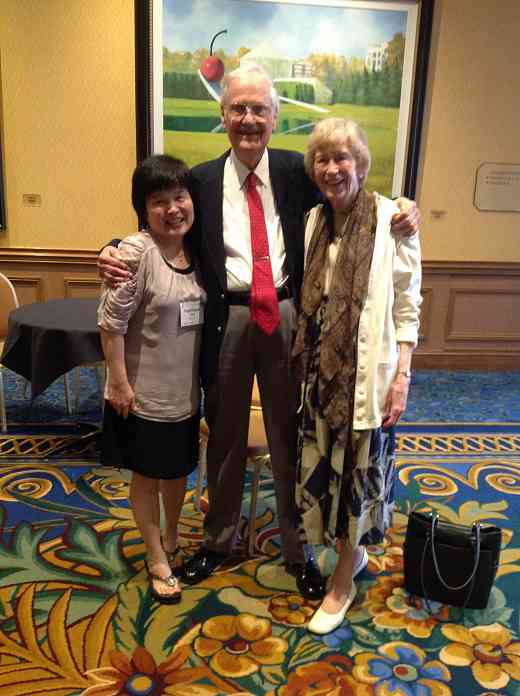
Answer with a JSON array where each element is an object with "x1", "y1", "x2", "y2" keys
[
  {"x1": 3, "y1": 367, "x2": 520, "y2": 425},
  {"x1": 0, "y1": 370, "x2": 519, "y2": 695}
]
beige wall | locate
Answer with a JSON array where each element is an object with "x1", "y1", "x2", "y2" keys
[
  {"x1": 0, "y1": 0, "x2": 518, "y2": 261},
  {"x1": 0, "y1": 0, "x2": 136, "y2": 250},
  {"x1": 418, "y1": 0, "x2": 520, "y2": 261}
]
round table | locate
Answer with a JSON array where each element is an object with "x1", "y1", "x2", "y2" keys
[{"x1": 1, "y1": 297, "x2": 103, "y2": 398}]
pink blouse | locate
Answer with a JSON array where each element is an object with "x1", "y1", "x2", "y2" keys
[{"x1": 98, "y1": 232, "x2": 206, "y2": 422}]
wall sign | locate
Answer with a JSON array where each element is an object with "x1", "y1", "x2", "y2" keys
[{"x1": 474, "y1": 162, "x2": 520, "y2": 213}]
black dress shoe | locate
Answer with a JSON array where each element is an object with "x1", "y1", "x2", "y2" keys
[
  {"x1": 287, "y1": 558, "x2": 326, "y2": 600},
  {"x1": 182, "y1": 548, "x2": 227, "y2": 585}
]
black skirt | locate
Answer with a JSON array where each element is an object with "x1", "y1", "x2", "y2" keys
[{"x1": 101, "y1": 402, "x2": 200, "y2": 480}]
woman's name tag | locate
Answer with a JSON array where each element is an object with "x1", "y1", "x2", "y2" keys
[{"x1": 180, "y1": 300, "x2": 203, "y2": 328}]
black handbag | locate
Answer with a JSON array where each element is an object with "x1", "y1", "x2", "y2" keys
[{"x1": 403, "y1": 511, "x2": 502, "y2": 610}]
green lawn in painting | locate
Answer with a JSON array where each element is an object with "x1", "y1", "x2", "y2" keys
[{"x1": 163, "y1": 98, "x2": 398, "y2": 196}]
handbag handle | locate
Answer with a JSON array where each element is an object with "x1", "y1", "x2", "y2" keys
[{"x1": 430, "y1": 514, "x2": 481, "y2": 591}]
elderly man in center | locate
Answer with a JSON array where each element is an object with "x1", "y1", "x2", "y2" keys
[{"x1": 98, "y1": 63, "x2": 419, "y2": 599}]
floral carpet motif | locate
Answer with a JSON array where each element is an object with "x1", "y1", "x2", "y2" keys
[{"x1": 0, "y1": 422, "x2": 519, "y2": 696}]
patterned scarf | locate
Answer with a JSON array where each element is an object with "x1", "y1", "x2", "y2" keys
[{"x1": 292, "y1": 189, "x2": 377, "y2": 444}]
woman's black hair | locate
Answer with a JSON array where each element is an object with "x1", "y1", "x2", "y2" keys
[{"x1": 132, "y1": 154, "x2": 191, "y2": 228}]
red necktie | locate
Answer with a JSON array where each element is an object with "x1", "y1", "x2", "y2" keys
[{"x1": 246, "y1": 172, "x2": 280, "y2": 335}]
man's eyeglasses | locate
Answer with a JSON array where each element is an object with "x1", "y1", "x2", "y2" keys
[{"x1": 227, "y1": 103, "x2": 271, "y2": 120}]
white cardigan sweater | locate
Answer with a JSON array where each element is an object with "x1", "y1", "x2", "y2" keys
[{"x1": 304, "y1": 194, "x2": 422, "y2": 430}]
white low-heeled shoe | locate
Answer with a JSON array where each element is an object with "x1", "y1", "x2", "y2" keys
[{"x1": 307, "y1": 581, "x2": 357, "y2": 635}]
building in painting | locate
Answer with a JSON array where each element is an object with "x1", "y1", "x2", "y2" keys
[
  {"x1": 366, "y1": 41, "x2": 388, "y2": 71},
  {"x1": 239, "y1": 47, "x2": 332, "y2": 104}
]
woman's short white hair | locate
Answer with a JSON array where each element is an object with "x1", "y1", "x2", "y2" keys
[
  {"x1": 221, "y1": 63, "x2": 280, "y2": 115},
  {"x1": 304, "y1": 117, "x2": 371, "y2": 183}
]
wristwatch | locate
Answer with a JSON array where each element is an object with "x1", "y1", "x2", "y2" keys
[{"x1": 397, "y1": 369, "x2": 412, "y2": 378}]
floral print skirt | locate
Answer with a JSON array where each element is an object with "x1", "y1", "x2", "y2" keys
[{"x1": 295, "y1": 305, "x2": 396, "y2": 549}]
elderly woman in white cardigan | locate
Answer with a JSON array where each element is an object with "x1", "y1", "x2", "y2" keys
[{"x1": 292, "y1": 117, "x2": 422, "y2": 635}]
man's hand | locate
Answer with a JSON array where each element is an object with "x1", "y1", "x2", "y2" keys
[
  {"x1": 98, "y1": 246, "x2": 130, "y2": 287},
  {"x1": 390, "y1": 197, "x2": 420, "y2": 237}
]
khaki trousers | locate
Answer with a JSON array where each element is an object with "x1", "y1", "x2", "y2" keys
[{"x1": 203, "y1": 298, "x2": 304, "y2": 565}]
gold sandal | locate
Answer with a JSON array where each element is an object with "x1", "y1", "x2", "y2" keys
[
  {"x1": 161, "y1": 540, "x2": 184, "y2": 576},
  {"x1": 145, "y1": 561, "x2": 181, "y2": 604}
]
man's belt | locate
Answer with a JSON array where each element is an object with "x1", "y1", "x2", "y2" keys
[{"x1": 227, "y1": 284, "x2": 291, "y2": 306}]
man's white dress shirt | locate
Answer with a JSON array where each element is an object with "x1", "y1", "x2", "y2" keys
[{"x1": 223, "y1": 149, "x2": 289, "y2": 291}]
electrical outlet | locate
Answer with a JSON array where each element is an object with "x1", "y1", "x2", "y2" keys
[{"x1": 22, "y1": 194, "x2": 42, "y2": 206}]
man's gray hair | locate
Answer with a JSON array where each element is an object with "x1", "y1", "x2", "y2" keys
[{"x1": 221, "y1": 62, "x2": 280, "y2": 115}]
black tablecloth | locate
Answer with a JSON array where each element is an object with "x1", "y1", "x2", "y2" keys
[{"x1": 1, "y1": 298, "x2": 103, "y2": 398}]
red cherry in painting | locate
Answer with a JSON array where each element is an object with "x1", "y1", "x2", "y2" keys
[
  {"x1": 200, "y1": 29, "x2": 227, "y2": 82},
  {"x1": 201, "y1": 55, "x2": 224, "y2": 82}
]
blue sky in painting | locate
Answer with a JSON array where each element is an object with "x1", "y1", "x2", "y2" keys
[{"x1": 164, "y1": 0, "x2": 407, "y2": 59}]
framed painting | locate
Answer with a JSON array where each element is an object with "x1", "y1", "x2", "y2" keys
[
  {"x1": 0, "y1": 130, "x2": 5, "y2": 230},
  {"x1": 135, "y1": 0, "x2": 434, "y2": 197}
]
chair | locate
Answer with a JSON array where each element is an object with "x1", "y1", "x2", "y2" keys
[
  {"x1": 196, "y1": 377, "x2": 272, "y2": 556},
  {"x1": 0, "y1": 273, "x2": 20, "y2": 431}
]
